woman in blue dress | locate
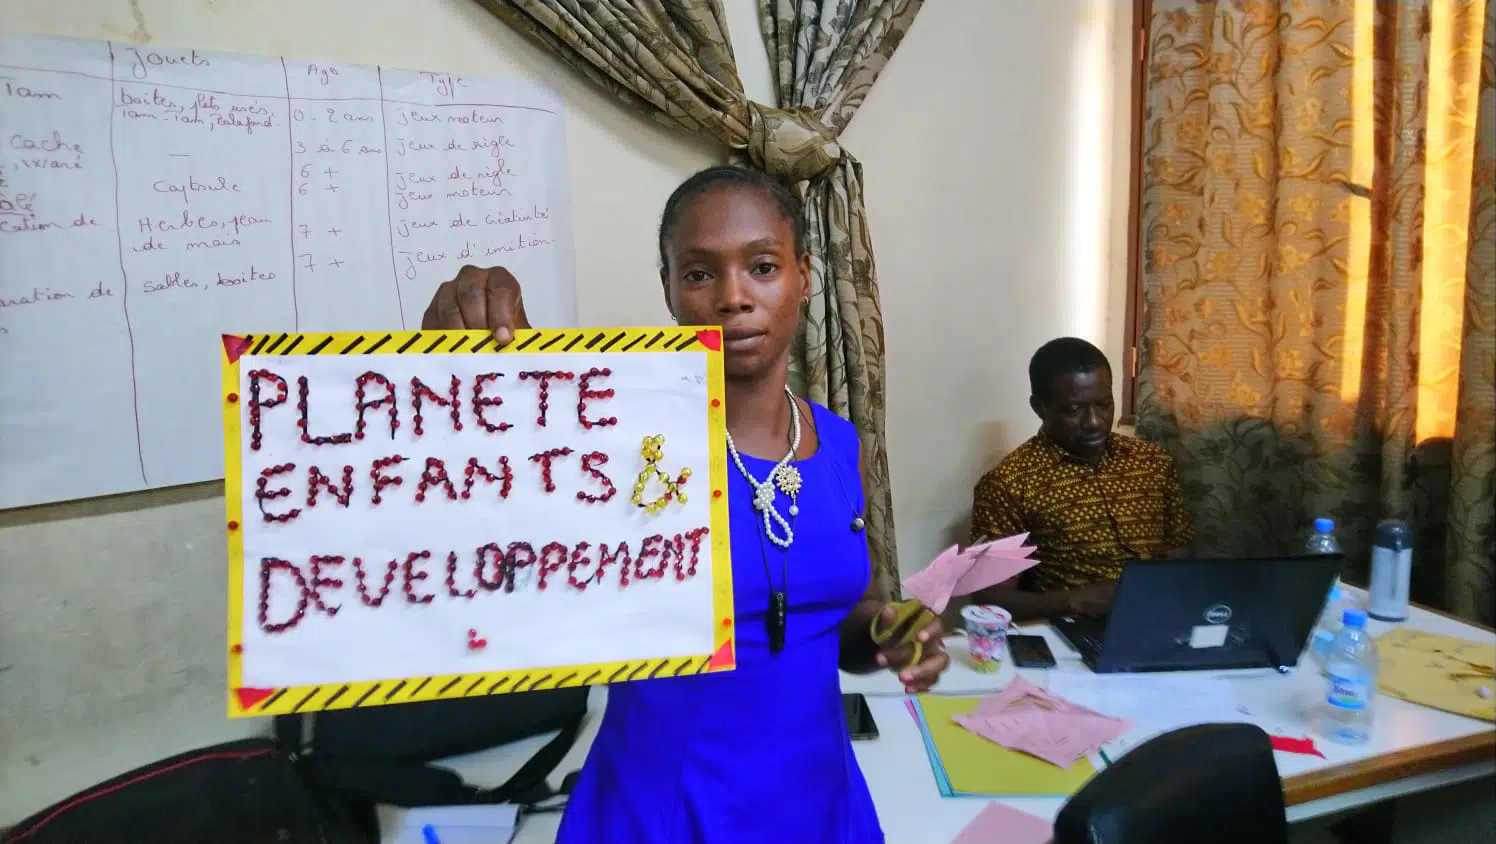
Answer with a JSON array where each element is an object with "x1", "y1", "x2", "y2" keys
[{"x1": 421, "y1": 165, "x2": 949, "y2": 843}]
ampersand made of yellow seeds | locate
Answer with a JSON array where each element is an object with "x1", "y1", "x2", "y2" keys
[{"x1": 632, "y1": 434, "x2": 692, "y2": 513}]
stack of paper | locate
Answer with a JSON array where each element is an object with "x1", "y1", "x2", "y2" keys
[
  {"x1": 908, "y1": 696, "x2": 1099, "y2": 798},
  {"x1": 1377, "y1": 628, "x2": 1496, "y2": 721},
  {"x1": 953, "y1": 677, "x2": 1130, "y2": 769},
  {"x1": 903, "y1": 534, "x2": 1040, "y2": 612}
]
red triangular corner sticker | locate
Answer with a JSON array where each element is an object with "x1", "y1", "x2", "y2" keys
[
  {"x1": 707, "y1": 638, "x2": 735, "y2": 670},
  {"x1": 222, "y1": 334, "x2": 253, "y2": 364},
  {"x1": 234, "y1": 687, "x2": 276, "y2": 710},
  {"x1": 695, "y1": 328, "x2": 721, "y2": 351}
]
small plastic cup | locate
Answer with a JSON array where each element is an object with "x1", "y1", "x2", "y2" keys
[{"x1": 961, "y1": 604, "x2": 1011, "y2": 673}]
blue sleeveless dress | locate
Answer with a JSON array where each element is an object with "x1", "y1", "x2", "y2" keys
[{"x1": 557, "y1": 402, "x2": 883, "y2": 843}]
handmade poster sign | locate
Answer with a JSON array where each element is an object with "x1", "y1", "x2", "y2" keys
[{"x1": 222, "y1": 327, "x2": 733, "y2": 717}]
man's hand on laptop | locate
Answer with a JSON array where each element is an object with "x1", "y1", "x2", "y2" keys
[{"x1": 1064, "y1": 580, "x2": 1117, "y2": 616}]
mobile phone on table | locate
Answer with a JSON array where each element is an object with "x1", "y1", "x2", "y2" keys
[
  {"x1": 843, "y1": 692, "x2": 879, "y2": 741},
  {"x1": 1007, "y1": 634, "x2": 1057, "y2": 669}
]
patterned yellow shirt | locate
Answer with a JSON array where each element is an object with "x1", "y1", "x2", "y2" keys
[{"x1": 970, "y1": 432, "x2": 1194, "y2": 591}]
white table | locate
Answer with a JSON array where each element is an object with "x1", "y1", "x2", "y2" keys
[{"x1": 388, "y1": 602, "x2": 1494, "y2": 843}]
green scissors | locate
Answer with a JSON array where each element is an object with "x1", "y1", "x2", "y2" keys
[{"x1": 868, "y1": 599, "x2": 940, "y2": 668}]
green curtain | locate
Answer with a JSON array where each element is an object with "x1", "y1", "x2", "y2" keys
[{"x1": 474, "y1": 0, "x2": 923, "y2": 598}]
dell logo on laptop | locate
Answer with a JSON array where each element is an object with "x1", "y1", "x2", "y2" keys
[{"x1": 1204, "y1": 604, "x2": 1233, "y2": 624}]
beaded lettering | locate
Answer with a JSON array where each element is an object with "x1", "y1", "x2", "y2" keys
[
  {"x1": 462, "y1": 456, "x2": 513, "y2": 500},
  {"x1": 576, "y1": 451, "x2": 617, "y2": 504},
  {"x1": 530, "y1": 447, "x2": 574, "y2": 493},
  {"x1": 536, "y1": 542, "x2": 569, "y2": 590},
  {"x1": 258, "y1": 557, "x2": 308, "y2": 633},
  {"x1": 308, "y1": 555, "x2": 345, "y2": 616},
  {"x1": 307, "y1": 465, "x2": 354, "y2": 508},
  {"x1": 445, "y1": 551, "x2": 477, "y2": 599},
  {"x1": 353, "y1": 556, "x2": 397, "y2": 606},
  {"x1": 472, "y1": 373, "x2": 513, "y2": 433},
  {"x1": 256, "y1": 463, "x2": 301, "y2": 523},
  {"x1": 401, "y1": 550, "x2": 435, "y2": 604},
  {"x1": 631, "y1": 435, "x2": 691, "y2": 513},
  {"x1": 247, "y1": 369, "x2": 288, "y2": 451},
  {"x1": 576, "y1": 367, "x2": 618, "y2": 430},
  {"x1": 354, "y1": 372, "x2": 398, "y2": 440},
  {"x1": 297, "y1": 376, "x2": 354, "y2": 445},
  {"x1": 412, "y1": 376, "x2": 463, "y2": 436},
  {"x1": 416, "y1": 457, "x2": 458, "y2": 503},
  {"x1": 370, "y1": 455, "x2": 406, "y2": 505},
  {"x1": 518, "y1": 370, "x2": 575, "y2": 427}
]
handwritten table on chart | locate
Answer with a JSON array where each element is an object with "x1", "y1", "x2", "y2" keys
[{"x1": 0, "y1": 32, "x2": 575, "y2": 509}]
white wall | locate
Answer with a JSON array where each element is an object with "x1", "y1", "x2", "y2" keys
[{"x1": 0, "y1": 0, "x2": 1130, "y2": 821}]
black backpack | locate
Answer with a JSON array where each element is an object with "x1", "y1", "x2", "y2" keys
[
  {"x1": 2, "y1": 689, "x2": 588, "y2": 844},
  {"x1": 277, "y1": 688, "x2": 590, "y2": 838}
]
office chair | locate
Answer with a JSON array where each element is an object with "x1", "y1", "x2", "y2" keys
[{"x1": 1053, "y1": 723, "x2": 1289, "y2": 844}]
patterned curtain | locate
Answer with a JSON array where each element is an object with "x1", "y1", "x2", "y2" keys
[
  {"x1": 757, "y1": 1, "x2": 921, "y2": 601},
  {"x1": 1137, "y1": 0, "x2": 1495, "y2": 623},
  {"x1": 473, "y1": 0, "x2": 923, "y2": 598}
]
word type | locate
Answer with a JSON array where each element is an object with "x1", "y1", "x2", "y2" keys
[{"x1": 257, "y1": 528, "x2": 710, "y2": 633}]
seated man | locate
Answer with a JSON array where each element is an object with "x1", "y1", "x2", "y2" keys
[{"x1": 969, "y1": 338, "x2": 1192, "y2": 621}]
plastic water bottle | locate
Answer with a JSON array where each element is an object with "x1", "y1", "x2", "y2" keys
[
  {"x1": 1323, "y1": 609, "x2": 1378, "y2": 745},
  {"x1": 1306, "y1": 517, "x2": 1342, "y2": 555},
  {"x1": 1306, "y1": 518, "x2": 1349, "y2": 667}
]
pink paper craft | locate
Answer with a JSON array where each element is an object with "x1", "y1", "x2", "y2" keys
[
  {"x1": 950, "y1": 801, "x2": 1054, "y2": 844},
  {"x1": 903, "y1": 533, "x2": 1040, "y2": 613},
  {"x1": 954, "y1": 677, "x2": 1131, "y2": 769}
]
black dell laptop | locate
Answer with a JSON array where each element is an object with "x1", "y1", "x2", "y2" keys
[{"x1": 1052, "y1": 554, "x2": 1343, "y2": 674}]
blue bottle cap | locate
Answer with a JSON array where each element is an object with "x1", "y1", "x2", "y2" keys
[
  {"x1": 1314, "y1": 517, "x2": 1335, "y2": 533},
  {"x1": 1342, "y1": 608, "x2": 1368, "y2": 628}
]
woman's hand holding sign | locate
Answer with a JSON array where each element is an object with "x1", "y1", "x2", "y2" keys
[{"x1": 421, "y1": 265, "x2": 531, "y2": 346}]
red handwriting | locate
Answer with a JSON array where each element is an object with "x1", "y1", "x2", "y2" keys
[{"x1": 255, "y1": 527, "x2": 710, "y2": 632}]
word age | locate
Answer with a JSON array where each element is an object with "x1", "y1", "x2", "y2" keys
[{"x1": 225, "y1": 330, "x2": 733, "y2": 714}]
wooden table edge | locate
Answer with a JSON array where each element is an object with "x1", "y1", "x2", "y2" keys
[{"x1": 1281, "y1": 730, "x2": 1496, "y2": 805}]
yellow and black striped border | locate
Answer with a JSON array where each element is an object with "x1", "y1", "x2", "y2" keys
[{"x1": 223, "y1": 327, "x2": 733, "y2": 718}]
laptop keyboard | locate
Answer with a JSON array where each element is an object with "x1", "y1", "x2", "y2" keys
[{"x1": 1055, "y1": 617, "x2": 1108, "y2": 657}]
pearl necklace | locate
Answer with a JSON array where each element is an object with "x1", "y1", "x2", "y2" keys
[{"x1": 725, "y1": 387, "x2": 804, "y2": 549}]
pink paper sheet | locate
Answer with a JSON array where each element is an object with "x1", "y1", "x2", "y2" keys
[
  {"x1": 902, "y1": 534, "x2": 1040, "y2": 613},
  {"x1": 954, "y1": 677, "x2": 1131, "y2": 769},
  {"x1": 949, "y1": 800, "x2": 1054, "y2": 844}
]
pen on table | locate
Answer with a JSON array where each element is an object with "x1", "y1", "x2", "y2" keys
[{"x1": 422, "y1": 824, "x2": 441, "y2": 844}]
